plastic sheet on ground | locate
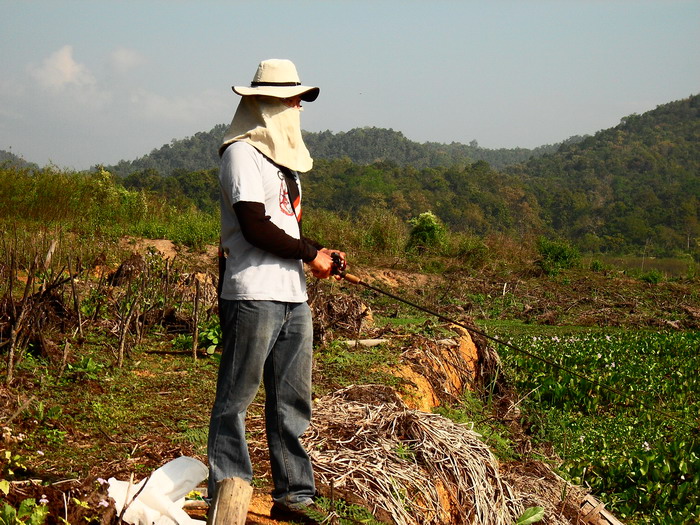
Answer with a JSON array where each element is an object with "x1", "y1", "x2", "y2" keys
[{"x1": 108, "y1": 456, "x2": 208, "y2": 525}]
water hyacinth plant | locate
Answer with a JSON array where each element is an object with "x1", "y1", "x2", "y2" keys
[{"x1": 494, "y1": 328, "x2": 700, "y2": 524}]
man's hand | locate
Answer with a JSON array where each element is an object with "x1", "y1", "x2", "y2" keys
[{"x1": 307, "y1": 248, "x2": 346, "y2": 279}]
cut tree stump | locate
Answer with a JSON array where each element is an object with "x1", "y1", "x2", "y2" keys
[{"x1": 206, "y1": 477, "x2": 253, "y2": 525}]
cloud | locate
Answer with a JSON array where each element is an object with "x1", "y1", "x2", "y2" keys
[
  {"x1": 128, "y1": 87, "x2": 227, "y2": 123},
  {"x1": 29, "y1": 45, "x2": 95, "y2": 90},
  {"x1": 109, "y1": 47, "x2": 147, "y2": 73}
]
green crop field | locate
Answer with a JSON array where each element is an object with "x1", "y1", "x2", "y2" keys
[{"x1": 492, "y1": 326, "x2": 700, "y2": 524}]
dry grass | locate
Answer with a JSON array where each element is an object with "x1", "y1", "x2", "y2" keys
[
  {"x1": 304, "y1": 384, "x2": 523, "y2": 525},
  {"x1": 304, "y1": 383, "x2": 588, "y2": 525}
]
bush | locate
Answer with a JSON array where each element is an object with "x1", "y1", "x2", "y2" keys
[
  {"x1": 639, "y1": 268, "x2": 663, "y2": 284},
  {"x1": 590, "y1": 259, "x2": 604, "y2": 272},
  {"x1": 536, "y1": 237, "x2": 580, "y2": 276},
  {"x1": 303, "y1": 209, "x2": 357, "y2": 254},
  {"x1": 451, "y1": 234, "x2": 489, "y2": 269},
  {"x1": 406, "y1": 211, "x2": 447, "y2": 254},
  {"x1": 358, "y1": 206, "x2": 409, "y2": 257}
]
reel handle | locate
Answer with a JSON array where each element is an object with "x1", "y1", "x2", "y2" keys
[{"x1": 331, "y1": 252, "x2": 362, "y2": 284}]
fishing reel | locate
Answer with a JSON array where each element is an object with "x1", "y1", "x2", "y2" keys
[{"x1": 331, "y1": 252, "x2": 347, "y2": 276}]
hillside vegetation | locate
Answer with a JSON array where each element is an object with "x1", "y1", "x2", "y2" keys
[
  {"x1": 104, "y1": 125, "x2": 566, "y2": 178},
  {"x1": 0, "y1": 150, "x2": 38, "y2": 170},
  {"x1": 507, "y1": 94, "x2": 700, "y2": 256},
  {"x1": 0, "y1": 167, "x2": 218, "y2": 250},
  {"x1": 302, "y1": 127, "x2": 571, "y2": 169},
  {"x1": 3, "y1": 94, "x2": 698, "y2": 259},
  {"x1": 107, "y1": 94, "x2": 699, "y2": 259}
]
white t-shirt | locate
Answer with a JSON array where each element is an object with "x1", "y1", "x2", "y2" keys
[{"x1": 219, "y1": 142, "x2": 307, "y2": 302}]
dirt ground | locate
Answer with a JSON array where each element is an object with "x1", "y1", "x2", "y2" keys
[{"x1": 1, "y1": 239, "x2": 697, "y2": 524}]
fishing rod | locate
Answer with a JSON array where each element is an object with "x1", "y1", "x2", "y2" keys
[{"x1": 330, "y1": 254, "x2": 697, "y2": 431}]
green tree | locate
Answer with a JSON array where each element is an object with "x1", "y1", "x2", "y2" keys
[{"x1": 406, "y1": 211, "x2": 447, "y2": 254}]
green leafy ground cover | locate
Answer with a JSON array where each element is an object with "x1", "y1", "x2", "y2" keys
[{"x1": 490, "y1": 325, "x2": 700, "y2": 524}]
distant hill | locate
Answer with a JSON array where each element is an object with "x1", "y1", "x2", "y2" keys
[
  {"x1": 507, "y1": 94, "x2": 700, "y2": 254},
  {"x1": 107, "y1": 125, "x2": 227, "y2": 178},
  {"x1": 0, "y1": 150, "x2": 38, "y2": 170},
  {"x1": 304, "y1": 95, "x2": 700, "y2": 256},
  {"x1": 108, "y1": 94, "x2": 699, "y2": 257},
  {"x1": 106, "y1": 125, "x2": 573, "y2": 177},
  {"x1": 6, "y1": 94, "x2": 696, "y2": 257},
  {"x1": 302, "y1": 127, "x2": 573, "y2": 169}
]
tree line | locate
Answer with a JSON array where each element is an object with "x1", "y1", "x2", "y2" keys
[
  {"x1": 3, "y1": 95, "x2": 697, "y2": 258},
  {"x1": 104, "y1": 125, "x2": 571, "y2": 178},
  {"x1": 114, "y1": 95, "x2": 698, "y2": 258}
]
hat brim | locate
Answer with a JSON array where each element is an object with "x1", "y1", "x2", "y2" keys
[{"x1": 232, "y1": 85, "x2": 320, "y2": 102}]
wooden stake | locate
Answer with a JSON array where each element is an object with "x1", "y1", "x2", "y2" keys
[
  {"x1": 67, "y1": 257, "x2": 83, "y2": 340},
  {"x1": 192, "y1": 277, "x2": 201, "y2": 360},
  {"x1": 206, "y1": 477, "x2": 253, "y2": 525}
]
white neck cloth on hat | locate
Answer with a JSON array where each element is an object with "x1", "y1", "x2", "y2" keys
[{"x1": 219, "y1": 96, "x2": 313, "y2": 173}]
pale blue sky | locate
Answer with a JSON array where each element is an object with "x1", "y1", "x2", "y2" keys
[{"x1": 1, "y1": 0, "x2": 698, "y2": 170}]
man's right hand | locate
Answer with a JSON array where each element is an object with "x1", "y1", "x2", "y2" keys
[{"x1": 307, "y1": 248, "x2": 345, "y2": 279}]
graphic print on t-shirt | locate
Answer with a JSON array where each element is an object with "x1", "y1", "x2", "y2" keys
[
  {"x1": 278, "y1": 176, "x2": 302, "y2": 221},
  {"x1": 279, "y1": 179, "x2": 294, "y2": 216}
]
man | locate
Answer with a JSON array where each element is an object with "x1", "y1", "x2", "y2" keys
[{"x1": 207, "y1": 59, "x2": 344, "y2": 522}]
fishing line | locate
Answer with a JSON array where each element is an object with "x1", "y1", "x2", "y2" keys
[{"x1": 332, "y1": 261, "x2": 697, "y2": 431}]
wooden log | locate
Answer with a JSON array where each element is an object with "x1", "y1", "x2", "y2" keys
[
  {"x1": 206, "y1": 477, "x2": 253, "y2": 525},
  {"x1": 580, "y1": 494, "x2": 624, "y2": 525}
]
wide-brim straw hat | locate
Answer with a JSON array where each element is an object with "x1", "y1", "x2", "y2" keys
[{"x1": 233, "y1": 59, "x2": 320, "y2": 102}]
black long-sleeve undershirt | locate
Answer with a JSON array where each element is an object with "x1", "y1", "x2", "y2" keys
[{"x1": 233, "y1": 201, "x2": 320, "y2": 263}]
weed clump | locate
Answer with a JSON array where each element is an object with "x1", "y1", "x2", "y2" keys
[{"x1": 536, "y1": 237, "x2": 580, "y2": 276}]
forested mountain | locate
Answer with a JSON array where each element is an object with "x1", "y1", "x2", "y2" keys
[
  {"x1": 302, "y1": 127, "x2": 569, "y2": 169},
  {"x1": 106, "y1": 125, "x2": 567, "y2": 177},
  {"x1": 112, "y1": 94, "x2": 699, "y2": 257},
  {"x1": 107, "y1": 125, "x2": 227, "y2": 178},
  {"x1": 508, "y1": 94, "x2": 700, "y2": 255},
  {"x1": 302, "y1": 157, "x2": 541, "y2": 239},
  {"x1": 302, "y1": 95, "x2": 698, "y2": 256}
]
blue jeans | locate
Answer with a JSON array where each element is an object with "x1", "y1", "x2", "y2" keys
[{"x1": 207, "y1": 299, "x2": 315, "y2": 507}]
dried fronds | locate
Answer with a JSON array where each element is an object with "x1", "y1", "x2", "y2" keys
[
  {"x1": 500, "y1": 461, "x2": 587, "y2": 525},
  {"x1": 309, "y1": 283, "x2": 372, "y2": 345},
  {"x1": 304, "y1": 384, "x2": 523, "y2": 525}
]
